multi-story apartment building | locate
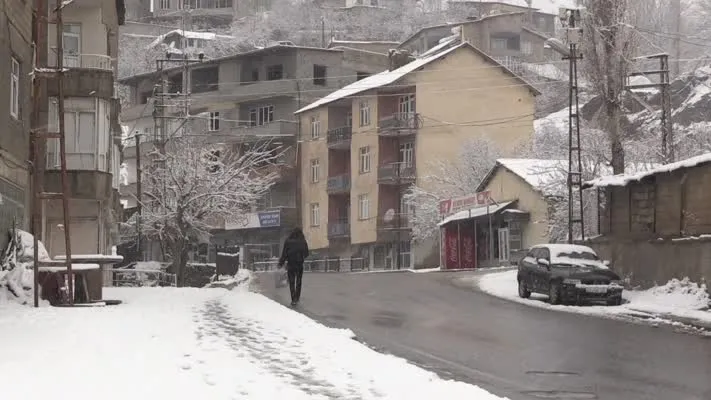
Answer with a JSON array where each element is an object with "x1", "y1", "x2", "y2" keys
[
  {"x1": 118, "y1": 44, "x2": 388, "y2": 264},
  {"x1": 41, "y1": 0, "x2": 126, "y2": 256},
  {"x1": 0, "y1": 0, "x2": 33, "y2": 250},
  {"x1": 295, "y1": 42, "x2": 539, "y2": 269}
]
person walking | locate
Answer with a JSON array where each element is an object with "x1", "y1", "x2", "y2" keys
[{"x1": 278, "y1": 227, "x2": 309, "y2": 306}]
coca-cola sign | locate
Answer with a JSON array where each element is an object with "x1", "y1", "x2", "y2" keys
[{"x1": 439, "y1": 191, "x2": 492, "y2": 217}]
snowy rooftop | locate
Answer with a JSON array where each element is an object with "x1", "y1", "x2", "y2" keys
[
  {"x1": 449, "y1": 0, "x2": 579, "y2": 14},
  {"x1": 584, "y1": 153, "x2": 711, "y2": 188},
  {"x1": 438, "y1": 201, "x2": 514, "y2": 226},
  {"x1": 295, "y1": 43, "x2": 467, "y2": 114},
  {"x1": 148, "y1": 29, "x2": 235, "y2": 48}
]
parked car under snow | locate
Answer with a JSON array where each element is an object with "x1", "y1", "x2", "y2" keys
[{"x1": 517, "y1": 244, "x2": 623, "y2": 306}]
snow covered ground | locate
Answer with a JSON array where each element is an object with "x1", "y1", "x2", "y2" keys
[
  {"x1": 474, "y1": 270, "x2": 711, "y2": 330},
  {"x1": 0, "y1": 276, "x2": 506, "y2": 400}
]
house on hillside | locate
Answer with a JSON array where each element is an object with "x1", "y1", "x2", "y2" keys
[
  {"x1": 398, "y1": 13, "x2": 555, "y2": 71},
  {"x1": 295, "y1": 43, "x2": 539, "y2": 270},
  {"x1": 446, "y1": 0, "x2": 558, "y2": 35},
  {"x1": 148, "y1": 29, "x2": 236, "y2": 56},
  {"x1": 42, "y1": 0, "x2": 125, "y2": 256},
  {"x1": 583, "y1": 153, "x2": 711, "y2": 289},
  {"x1": 118, "y1": 44, "x2": 389, "y2": 265}
]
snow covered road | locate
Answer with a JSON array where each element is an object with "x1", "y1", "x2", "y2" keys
[{"x1": 0, "y1": 286, "x2": 505, "y2": 400}]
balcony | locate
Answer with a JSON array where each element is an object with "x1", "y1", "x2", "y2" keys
[
  {"x1": 327, "y1": 174, "x2": 351, "y2": 194},
  {"x1": 207, "y1": 121, "x2": 297, "y2": 144},
  {"x1": 378, "y1": 113, "x2": 420, "y2": 137},
  {"x1": 47, "y1": 54, "x2": 115, "y2": 99},
  {"x1": 376, "y1": 214, "x2": 412, "y2": 242},
  {"x1": 190, "y1": 80, "x2": 298, "y2": 110},
  {"x1": 377, "y1": 162, "x2": 416, "y2": 185},
  {"x1": 327, "y1": 126, "x2": 352, "y2": 149},
  {"x1": 328, "y1": 221, "x2": 350, "y2": 240}
]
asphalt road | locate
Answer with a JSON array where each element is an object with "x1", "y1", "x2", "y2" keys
[{"x1": 256, "y1": 270, "x2": 711, "y2": 400}]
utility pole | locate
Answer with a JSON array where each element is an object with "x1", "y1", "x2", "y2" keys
[
  {"x1": 627, "y1": 54, "x2": 673, "y2": 164},
  {"x1": 560, "y1": 7, "x2": 585, "y2": 243},
  {"x1": 31, "y1": 0, "x2": 75, "y2": 306},
  {"x1": 671, "y1": 0, "x2": 682, "y2": 76},
  {"x1": 135, "y1": 132, "x2": 143, "y2": 261}
]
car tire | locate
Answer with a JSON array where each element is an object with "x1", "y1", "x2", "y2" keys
[
  {"x1": 608, "y1": 296, "x2": 622, "y2": 306},
  {"x1": 549, "y1": 281, "x2": 562, "y2": 305},
  {"x1": 518, "y1": 279, "x2": 531, "y2": 299}
]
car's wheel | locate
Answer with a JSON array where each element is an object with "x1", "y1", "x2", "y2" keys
[
  {"x1": 518, "y1": 279, "x2": 531, "y2": 299},
  {"x1": 607, "y1": 296, "x2": 622, "y2": 306},
  {"x1": 549, "y1": 281, "x2": 562, "y2": 305}
]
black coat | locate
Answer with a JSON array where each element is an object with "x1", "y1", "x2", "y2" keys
[{"x1": 279, "y1": 236, "x2": 309, "y2": 268}]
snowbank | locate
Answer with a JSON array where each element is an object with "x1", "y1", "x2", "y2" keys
[
  {"x1": 0, "y1": 230, "x2": 51, "y2": 306},
  {"x1": 475, "y1": 270, "x2": 711, "y2": 329},
  {"x1": 0, "y1": 287, "x2": 508, "y2": 399},
  {"x1": 204, "y1": 269, "x2": 253, "y2": 291}
]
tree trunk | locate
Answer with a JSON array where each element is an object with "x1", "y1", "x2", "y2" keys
[{"x1": 605, "y1": 103, "x2": 625, "y2": 174}]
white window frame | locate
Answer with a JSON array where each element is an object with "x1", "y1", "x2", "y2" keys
[
  {"x1": 208, "y1": 111, "x2": 220, "y2": 131},
  {"x1": 310, "y1": 158, "x2": 320, "y2": 183},
  {"x1": 491, "y1": 38, "x2": 508, "y2": 50},
  {"x1": 358, "y1": 193, "x2": 370, "y2": 220},
  {"x1": 249, "y1": 105, "x2": 274, "y2": 126},
  {"x1": 160, "y1": 0, "x2": 171, "y2": 9},
  {"x1": 310, "y1": 115, "x2": 320, "y2": 139},
  {"x1": 521, "y1": 40, "x2": 533, "y2": 55},
  {"x1": 398, "y1": 94, "x2": 415, "y2": 116},
  {"x1": 359, "y1": 146, "x2": 371, "y2": 173},
  {"x1": 399, "y1": 142, "x2": 414, "y2": 167},
  {"x1": 10, "y1": 57, "x2": 19, "y2": 119},
  {"x1": 359, "y1": 101, "x2": 370, "y2": 126},
  {"x1": 310, "y1": 203, "x2": 320, "y2": 227}
]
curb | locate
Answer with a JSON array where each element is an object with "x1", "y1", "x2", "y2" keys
[{"x1": 626, "y1": 307, "x2": 711, "y2": 331}]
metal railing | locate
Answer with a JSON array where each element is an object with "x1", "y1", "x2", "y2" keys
[
  {"x1": 109, "y1": 268, "x2": 177, "y2": 287},
  {"x1": 378, "y1": 113, "x2": 420, "y2": 134},
  {"x1": 377, "y1": 213, "x2": 412, "y2": 230},
  {"x1": 61, "y1": 53, "x2": 113, "y2": 70},
  {"x1": 327, "y1": 174, "x2": 350, "y2": 193},
  {"x1": 250, "y1": 257, "x2": 367, "y2": 272},
  {"x1": 327, "y1": 221, "x2": 350, "y2": 238},
  {"x1": 377, "y1": 161, "x2": 416, "y2": 183},
  {"x1": 327, "y1": 126, "x2": 352, "y2": 147}
]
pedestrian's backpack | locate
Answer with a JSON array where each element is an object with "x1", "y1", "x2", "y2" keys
[{"x1": 287, "y1": 241, "x2": 305, "y2": 264}]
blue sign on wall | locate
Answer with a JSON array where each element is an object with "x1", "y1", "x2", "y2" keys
[{"x1": 258, "y1": 210, "x2": 281, "y2": 227}]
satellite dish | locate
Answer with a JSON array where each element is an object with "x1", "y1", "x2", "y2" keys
[{"x1": 384, "y1": 209, "x2": 395, "y2": 222}]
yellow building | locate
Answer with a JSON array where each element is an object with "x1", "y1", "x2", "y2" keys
[{"x1": 295, "y1": 42, "x2": 539, "y2": 269}]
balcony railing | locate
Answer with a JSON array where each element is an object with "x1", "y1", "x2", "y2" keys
[
  {"x1": 327, "y1": 126, "x2": 352, "y2": 149},
  {"x1": 328, "y1": 221, "x2": 350, "y2": 239},
  {"x1": 327, "y1": 174, "x2": 350, "y2": 194},
  {"x1": 378, "y1": 113, "x2": 420, "y2": 136},
  {"x1": 53, "y1": 53, "x2": 113, "y2": 71},
  {"x1": 377, "y1": 162, "x2": 416, "y2": 184},
  {"x1": 377, "y1": 213, "x2": 412, "y2": 231}
]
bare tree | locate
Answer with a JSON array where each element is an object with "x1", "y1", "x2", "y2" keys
[
  {"x1": 581, "y1": 0, "x2": 642, "y2": 173},
  {"x1": 127, "y1": 137, "x2": 280, "y2": 286}
]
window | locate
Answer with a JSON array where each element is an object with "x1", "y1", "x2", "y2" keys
[
  {"x1": 10, "y1": 57, "x2": 19, "y2": 119},
  {"x1": 310, "y1": 115, "x2": 320, "y2": 139},
  {"x1": 359, "y1": 146, "x2": 371, "y2": 173},
  {"x1": 251, "y1": 68, "x2": 259, "y2": 81},
  {"x1": 267, "y1": 64, "x2": 283, "y2": 80},
  {"x1": 399, "y1": 142, "x2": 414, "y2": 166},
  {"x1": 191, "y1": 66, "x2": 219, "y2": 93},
  {"x1": 310, "y1": 203, "x2": 320, "y2": 226},
  {"x1": 359, "y1": 101, "x2": 370, "y2": 126},
  {"x1": 143, "y1": 126, "x2": 153, "y2": 138},
  {"x1": 356, "y1": 71, "x2": 370, "y2": 81},
  {"x1": 160, "y1": 0, "x2": 171, "y2": 9},
  {"x1": 398, "y1": 94, "x2": 415, "y2": 116},
  {"x1": 345, "y1": 111, "x2": 352, "y2": 127},
  {"x1": 208, "y1": 111, "x2": 220, "y2": 131},
  {"x1": 491, "y1": 38, "x2": 508, "y2": 50},
  {"x1": 521, "y1": 40, "x2": 533, "y2": 55},
  {"x1": 358, "y1": 194, "x2": 370, "y2": 220},
  {"x1": 249, "y1": 105, "x2": 274, "y2": 126},
  {"x1": 313, "y1": 65, "x2": 327, "y2": 86},
  {"x1": 310, "y1": 158, "x2": 320, "y2": 183}
]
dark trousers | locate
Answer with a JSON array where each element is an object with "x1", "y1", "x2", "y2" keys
[{"x1": 287, "y1": 263, "x2": 304, "y2": 302}]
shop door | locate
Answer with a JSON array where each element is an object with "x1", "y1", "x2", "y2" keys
[{"x1": 498, "y1": 228, "x2": 510, "y2": 263}]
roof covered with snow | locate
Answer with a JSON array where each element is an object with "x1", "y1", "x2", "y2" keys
[
  {"x1": 448, "y1": 0, "x2": 579, "y2": 15},
  {"x1": 438, "y1": 201, "x2": 515, "y2": 226},
  {"x1": 584, "y1": 153, "x2": 711, "y2": 189},
  {"x1": 296, "y1": 42, "x2": 539, "y2": 114},
  {"x1": 148, "y1": 29, "x2": 235, "y2": 48}
]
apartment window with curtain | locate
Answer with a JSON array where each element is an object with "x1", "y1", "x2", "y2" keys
[
  {"x1": 491, "y1": 38, "x2": 508, "y2": 50},
  {"x1": 208, "y1": 111, "x2": 220, "y2": 131},
  {"x1": 358, "y1": 194, "x2": 370, "y2": 220},
  {"x1": 160, "y1": 0, "x2": 171, "y2": 9},
  {"x1": 359, "y1": 101, "x2": 370, "y2": 126},
  {"x1": 10, "y1": 57, "x2": 19, "y2": 119},
  {"x1": 310, "y1": 158, "x2": 320, "y2": 183},
  {"x1": 313, "y1": 65, "x2": 327, "y2": 86},
  {"x1": 310, "y1": 115, "x2": 321, "y2": 139},
  {"x1": 48, "y1": 98, "x2": 109, "y2": 171},
  {"x1": 249, "y1": 105, "x2": 274, "y2": 126},
  {"x1": 359, "y1": 146, "x2": 371, "y2": 173},
  {"x1": 310, "y1": 203, "x2": 320, "y2": 226}
]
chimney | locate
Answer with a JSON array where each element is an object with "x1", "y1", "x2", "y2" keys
[{"x1": 388, "y1": 49, "x2": 414, "y2": 71}]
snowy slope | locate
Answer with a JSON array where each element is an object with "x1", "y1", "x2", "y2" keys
[{"x1": 0, "y1": 286, "x2": 508, "y2": 400}]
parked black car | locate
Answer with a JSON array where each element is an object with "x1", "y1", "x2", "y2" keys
[{"x1": 517, "y1": 244, "x2": 623, "y2": 306}]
